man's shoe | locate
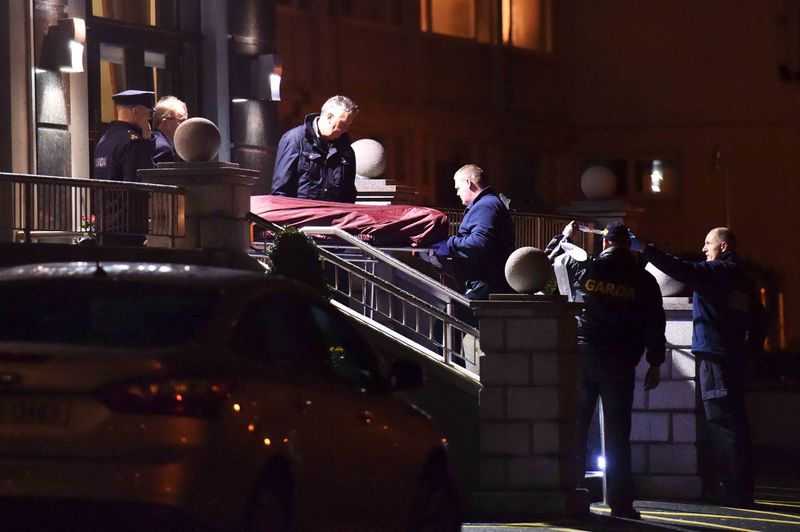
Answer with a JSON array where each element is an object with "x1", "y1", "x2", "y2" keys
[{"x1": 610, "y1": 506, "x2": 641, "y2": 520}]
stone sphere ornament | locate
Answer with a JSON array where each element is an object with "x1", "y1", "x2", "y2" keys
[
  {"x1": 645, "y1": 262, "x2": 687, "y2": 297},
  {"x1": 580, "y1": 165, "x2": 617, "y2": 200},
  {"x1": 173, "y1": 117, "x2": 222, "y2": 162},
  {"x1": 505, "y1": 247, "x2": 553, "y2": 294},
  {"x1": 352, "y1": 138, "x2": 387, "y2": 178}
]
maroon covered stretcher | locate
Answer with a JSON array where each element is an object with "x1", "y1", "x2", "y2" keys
[{"x1": 250, "y1": 195, "x2": 449, "y2": 247}]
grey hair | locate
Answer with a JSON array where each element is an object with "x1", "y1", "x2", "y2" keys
[
  {"x1": 153, "y1": 96, "x2": 187, "y2": 129},
  {"x1": 321, "y1": 95, "x2": 359, "y2": 115}
]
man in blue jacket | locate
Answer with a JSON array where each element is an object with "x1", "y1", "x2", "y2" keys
[
  {"x1": 547, "y1": 221, "x2": 665, "y2": 520},
  {"x1": 641, "y1": 227, "x2": 768, "y2": 507},
  {"x1": 430, "y1": 164, "x2": 515, "y2": 301},
  {"x1": 270, "y1": 95, "x2": 359, "y2": 203}
]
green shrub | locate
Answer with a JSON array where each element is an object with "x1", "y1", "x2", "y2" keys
[{"x1": 267, "y1": 228, "x2": 331, "y2": 298}]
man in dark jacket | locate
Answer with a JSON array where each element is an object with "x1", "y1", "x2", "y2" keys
[
  {"x1": 640, "y1": 227, "x2": 767, "y2": 507},
  {"x1": 270, "y1": 95, "x2": 359, "y2": 203},
  {"x1": 92, "y1": 89, "x2": 155, "y2": 245},
  {"x1": 152, "y1": 95, "x2": 188, "y2": 164},
  {"x1": 430, "y1": 164, "x2": 515, "y2": 301},
  {"x1": 547, "y1": 221, "x2": 666, "y2": 520}
]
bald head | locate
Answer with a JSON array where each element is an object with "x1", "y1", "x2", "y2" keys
[{"x1": 703, "y1": 227, "x2": 736, "y2": 261}]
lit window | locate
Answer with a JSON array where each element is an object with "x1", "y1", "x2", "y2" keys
[
  {"x1": 502, "y1": 0, "x2": 552, "y2": 52},
  {"x1": 421, "y1": 0, "x2": 478, "y2": 40}
]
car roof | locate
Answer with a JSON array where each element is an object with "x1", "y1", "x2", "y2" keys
[
  {"x1": 0, "y1": 243, "x2": 265, "y2": 273},
  {"x1": 0, "y1": 261, "x2": 264, "y2": 286}
]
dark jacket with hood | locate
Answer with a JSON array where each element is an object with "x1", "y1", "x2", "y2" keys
[
  {"x1": 546, "y1": 235, "x2": 666, "y2": 368},
  {"x1": 270, "y1": 113, "x2": 357, "y2": 203}
]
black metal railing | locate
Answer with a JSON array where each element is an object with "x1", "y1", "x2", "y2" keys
[{"x1": 0, "y1": 173, "x2": 185, "y2": 244}]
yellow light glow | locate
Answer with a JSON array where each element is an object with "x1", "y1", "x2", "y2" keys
[
  {"x1": 233, "y1": 403, "x2": 241, "y2": 412},
  {"x1": 264, "y1": 438, "x2": 271, "y2": 446},
  {"x1": 247, "y1": 424, "x2": 255, "y2": 432}
]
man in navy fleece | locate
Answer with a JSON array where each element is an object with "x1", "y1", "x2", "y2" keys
[
  {"x1": 430, "y1": 164, "x2": 515, "y2": 301},
  {"x1": 640, "y1": 227, "x2": 768, "y2": 507}
]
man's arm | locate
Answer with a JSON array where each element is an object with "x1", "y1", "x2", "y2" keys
[
  {"x1": 271, "y1": 131, "x2": 300, "y2": 197},
  {"x1": 121, "y1": 137, "x2": 155, "y2": 182},
  {"x1": 445, "y1": 204, "x2": 499, "y2": 260},
  {"x1": 641, "y1": 271, "x2": 667, "y2": 389},
  {"x1": 643, "y1": 243, "x2": 709, "y2": 287}
]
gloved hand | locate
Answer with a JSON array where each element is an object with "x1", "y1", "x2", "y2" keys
[
  {"x1": 562, "y1": 221, "x2": 577, "y2": 239},
  {"x1": 628, "y1": 230, "x2": 648, "y2": 252},
  {"x1": 644, "y1": 365, "x2": 661, "y2": 390},
  {"x1": 430, "y1": 239, "x2": 450, "y2": 258}
]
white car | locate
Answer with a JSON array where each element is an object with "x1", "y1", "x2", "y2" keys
[{"x1": 0, "y1": 249, "x2": 460, "y2": 531}]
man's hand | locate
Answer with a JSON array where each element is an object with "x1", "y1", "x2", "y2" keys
[
  {"x1": 562, "y1": 221, "x2": 578, "y2": 239},
  {"x1": 644, "y1": 365, "x2": 661, "y2": 390},
  {"x1": 430, "y1": 239, "x2": 450, "y2": 258}
]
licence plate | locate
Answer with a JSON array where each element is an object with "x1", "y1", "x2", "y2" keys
[{"x1": 0, "y1": 397, "x2": 71, "y2": 425}]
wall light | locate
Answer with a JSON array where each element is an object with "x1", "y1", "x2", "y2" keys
[{"x1": 39, "y1": 18, "x2": 86, "y2": 73}]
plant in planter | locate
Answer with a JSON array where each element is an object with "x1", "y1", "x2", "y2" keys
[{"x1": 267, "y1": 228, "x2": 331, "y2": 298}]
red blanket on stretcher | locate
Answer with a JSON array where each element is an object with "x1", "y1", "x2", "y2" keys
[{"x1": 250, "y1": 195, "x2": 449, "y2": 247}]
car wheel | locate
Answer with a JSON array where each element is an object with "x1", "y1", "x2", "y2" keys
[
  {"x1": 242, "y1": 464, "x2": 292, "y2": 532},
  {"x1": 410, "y1": 467, "x2": 462, "y2": 532}
]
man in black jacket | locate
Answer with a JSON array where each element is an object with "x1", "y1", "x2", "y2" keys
[
  {"x1": 270, "y1": 95, "x2": 359, "y2": 203},
  {"x1": 640, "y1": 227, "x2": 767, "y2": 507},
  {"x1": 547, "y1": 221, "x2": 666, "y2": 519}
]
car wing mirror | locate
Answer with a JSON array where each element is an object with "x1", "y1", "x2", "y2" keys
[{"x1": 389, "y1": 358, "x2": 424, "y2": 391}]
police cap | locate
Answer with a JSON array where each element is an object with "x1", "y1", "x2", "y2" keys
[
  {"x1": 604, "y1": 222, "x2": 632, "y2": 243},
  {"x1": 112, "y1": 90, "x2": 155, "y2": 109}
]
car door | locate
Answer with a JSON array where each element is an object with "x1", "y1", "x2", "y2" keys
[{"x1": 306, "y1": 303, "x2": 430, "y2": 524}]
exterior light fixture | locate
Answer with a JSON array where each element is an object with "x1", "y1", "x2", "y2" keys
[{"x1": 38, "y1": 18, "x2": 86, "y2": 73}]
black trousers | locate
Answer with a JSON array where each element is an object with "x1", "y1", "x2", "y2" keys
[
  {"x1": 576, "y1": 344, "x2": 637, "y2": 510},
  {"x1": 699, "y1": 358, "x2": 754, "y2": 505}
]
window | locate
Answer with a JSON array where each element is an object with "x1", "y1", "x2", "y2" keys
[
  {"x1": 333, "y1": 0, "x2": 405, "y2": 26},
  {"x1": 0, "y1": 280, "x2": 218, "y2": 347},
  {"x1": 420, "y1": 0, "x2": 552, "y2": 50},
  {"x1": 91, "y1": 0, "x2": 180, "y2": 30},
  {"x1": 501, "y1": 0, "x2": 552, "y2": 52},
  {"x1": 310, "y1": 305, "x2": 386, "y2": 393}
]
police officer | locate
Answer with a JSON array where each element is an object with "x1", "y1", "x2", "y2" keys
[
  {"x1": 92, "y1": 89, "x2": 155, "y2": 245},
  {"x1": 270, "y1": 95, "x2": 359, "y2": 203},
  {"x1": 93, "y1": 89, "x2": 156, "y2": 181},
  {"x1": 546, "y1": 221, "x2": 665, "y2": 520}
]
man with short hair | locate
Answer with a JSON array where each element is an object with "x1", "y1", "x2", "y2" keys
[
  {"x1": 640, "y1": 227, "x2": 767, "y2": 507},
  {"x1": 271, "y1": 95, "x2": 359, "y2": 202},
  {"x1": 430, "y1": 164, "x2": 515, "y2": 300},
  {"x1": 152, "y1": 95, "x2": 188, "y2": 163},
  {"x1": 547, "y1": 221, "x2": 666, "y2": 520}
]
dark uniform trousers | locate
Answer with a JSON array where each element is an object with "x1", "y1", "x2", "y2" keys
[
  {"x1": 576, "y1": 343, "x2": 638, "y2": 510},
  {"x1": 698, "y1": 357, "x2": 754, "y2": 504}
]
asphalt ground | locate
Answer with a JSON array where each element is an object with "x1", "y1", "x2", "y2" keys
[{"x1": 463, "y1": 482, "x2": 800, "y2": 531}]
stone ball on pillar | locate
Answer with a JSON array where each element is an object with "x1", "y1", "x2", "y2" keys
[
  {"x1": 352, "y1": 138, "x2": 387, "y2": 179},
  {"x1": 645, "y1": 262, "x2": 687, "y2": 296},
  {"x1": 174, "y1": 117, "x2": 222, "y2": 162},
  {"x1": 580, "y1": 165, "x2": 617, "y2": 199},
  {"x1": 504, "y1": 247, "x2": 552, "y2": 294}
]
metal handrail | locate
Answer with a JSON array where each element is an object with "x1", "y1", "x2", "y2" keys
[
  {"x1": 247, "y1": 213, "x2": 480, "y2": 374},
  {"x1": 0, "y1": 172, "x2": 185, "y2": 243}
]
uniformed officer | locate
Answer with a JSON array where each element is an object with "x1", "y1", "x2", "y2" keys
[
  {"x1": 93, "y1": 89, "x2": 156, "y2": 181},
  {"x1": 546, "y1": 221, "x2": 666, "y2": 520},
  {"x1": 92, "y1": 89, "x2": 155, "y2": 245}
]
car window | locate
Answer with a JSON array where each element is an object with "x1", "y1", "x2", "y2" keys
[
  {"x1": 309, "y1": 304, "x2": 387, "y2": 393},
  {"x1": 0, "y1": 280, "x2": 217, "y2": 348},
  {"x1": 234, "y1": 294, "x2": 326, "y2": 371}
]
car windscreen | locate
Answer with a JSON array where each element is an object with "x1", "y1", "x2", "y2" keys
[{"x1": 0, "y1": 280, "x2": 220, "y2": 348}]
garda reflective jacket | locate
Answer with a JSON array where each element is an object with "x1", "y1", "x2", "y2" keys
[{"x1": 546, "y1": 235, "x2": 666, "y2": 367}]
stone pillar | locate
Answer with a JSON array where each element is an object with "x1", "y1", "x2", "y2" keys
[
  {"x1": 631, "y1": 297, "x2": 702, "y2": 499},
  {"x1": 469, "y1": 295, "x2": 590, "y2": 520},
  {"x1": 139, "y1": 162, "x2": 258, "y2": 250}
]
